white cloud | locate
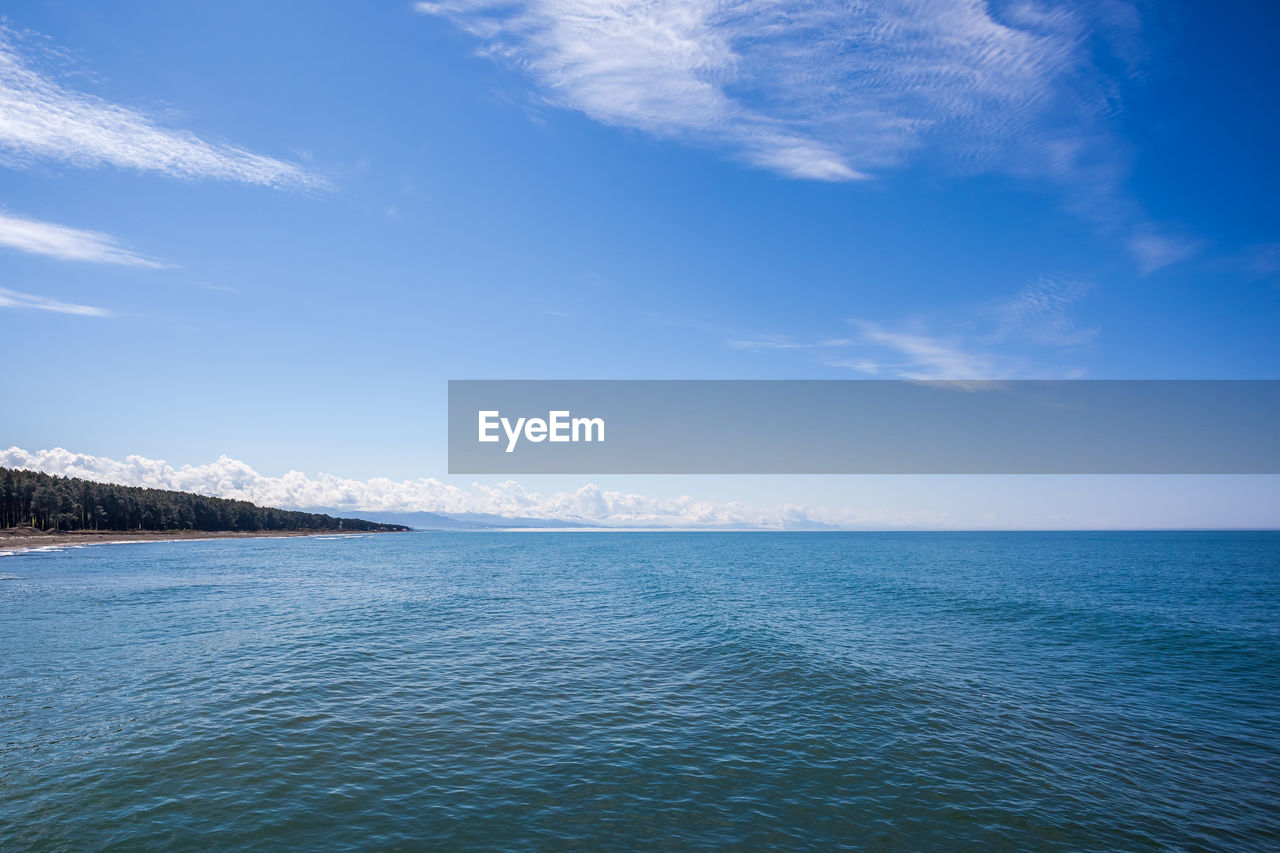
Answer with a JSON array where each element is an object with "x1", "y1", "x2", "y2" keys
[
  {"x1": 732, "y1": 320, "x2": 1001, "y2": 378},
  {"x1": 0, "y1": 287, "x2": 111, "y2": 316},
  {"x1": 823, "y1": 359, "x2": 881, "y2": 375},
  {"x1": 0, "y1": 445, "x2": 947, "y2": 529},
  {"x1": 1127, "y1": 226, "x2": 1202, "y2": 274},
  {"x1": 735, "y1": 277, "x2": 1094, "y2": 378},
  {"x1": 415, "y1": 0, "x2": 1122, "y2": 182},
  {"x1": 727, "y1": 335, "x2": 816, "y2": 351},
  {"x1": 850, "y1": 320, "x2": 997, "y2": 379},
  {"x1": 416, "y1": 1, "x2": 1193, "y2": 270},
  {"x1": 990, "y1": 276, "x2": 1096, "y2": 347},
  {"x1": 0, "y1": 211, "x2": 163, "y2": 266},
  {"x1": 0, "y1": 27, "x2": 323, "y2": 189},
  {"x1": 729, "y1": 335, "x2": 857, "y2": 351}
]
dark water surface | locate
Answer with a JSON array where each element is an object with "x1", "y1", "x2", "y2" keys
[{"x1": 2, "y1": 532, "x2": 1278, "y2": 850}]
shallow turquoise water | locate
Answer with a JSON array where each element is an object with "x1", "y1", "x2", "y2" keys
[{"x1": 2, "y1": 531, "x2": 1278, "y2": 850}]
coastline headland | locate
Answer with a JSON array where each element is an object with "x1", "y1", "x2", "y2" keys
[{"x1": 0, "y1": 466, "x2": 410, "y2": 555}]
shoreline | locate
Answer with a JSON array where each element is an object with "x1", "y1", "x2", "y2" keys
[{"x1": 0, "y1": 529, "x2": 394, "y2": 556}]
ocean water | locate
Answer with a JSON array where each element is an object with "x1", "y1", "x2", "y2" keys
[{"x1": 2, "y1": 532, "x2": 1277, "y2": 851}]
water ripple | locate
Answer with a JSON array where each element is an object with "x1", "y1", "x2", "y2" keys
[{"x1": 2, "y1": 532, "x2": 1278, "y2": 850}]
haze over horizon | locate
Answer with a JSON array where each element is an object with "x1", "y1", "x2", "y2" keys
[{"x1": 5, "y1": 445, "x2": 1278, "y2": 531}]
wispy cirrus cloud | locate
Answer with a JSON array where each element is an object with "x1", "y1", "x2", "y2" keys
[
  {"x1": 1127, "y1": 226, "x2": 1203, "y2": 274},
  {"x1": 845, "y1": 320, "x2": 997, "y2": 378},
  {"x1": 0, "y1": 26, "x2": 324, "y2": 189},
  {"x1": 0, "y1": 211, "x2": 164, "y2": 266},
  {"x1": 727, "y1": 334, "x2": 852, "y2": 351},
  {"x1": 0, "y1": 445, "x2": 948, "y2": 529},
  {"x1": 989, "y1": 276, "x2": 1096, "y2": 347},
  {"x1": 732, "y1": 277, "x2": 1095, "y2": 378},
  {"x1": 846, "y1": 278, "x2": 1095, "y2": 378},
  {"x1": 0, "y1": 286, "x2": 111, "y2": 317},
  {"x1": 415, "y1": 0, "x2": 1118, "y2": 181},
  {"x1": 416, "y1": 1, "x2": 1194, "y2": 270},
  {"x1": 419, "y1": 0, "x2": 865, "y2": 180}
]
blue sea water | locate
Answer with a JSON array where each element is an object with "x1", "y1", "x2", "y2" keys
[{"x1": 1, "y1": 531, "x2": 1278, "y2": 851}]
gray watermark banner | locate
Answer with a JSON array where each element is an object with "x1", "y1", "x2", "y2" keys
[{"x1": 448, "y1": 380, "x2": 1280, "y2": 474}]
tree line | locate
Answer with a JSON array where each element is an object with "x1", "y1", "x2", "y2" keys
[{"x1": 0, "y1": 467, "x2": 408, "y2": 533}]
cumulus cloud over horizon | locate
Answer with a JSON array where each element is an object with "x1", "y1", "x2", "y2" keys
[{"x1": 0, "y1": 446, "x2": 949, "y2": 530}]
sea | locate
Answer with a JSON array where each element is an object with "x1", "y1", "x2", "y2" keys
[{"x1": 2, "y1": 531, "x2": 1277, "y2": 850}]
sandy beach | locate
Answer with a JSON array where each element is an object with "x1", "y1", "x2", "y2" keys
[{"x1": 0, "y1": 527, "x2": 394, "y2": 555}]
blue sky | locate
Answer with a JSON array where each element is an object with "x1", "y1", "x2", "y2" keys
[{"x1": 2, "y1": 1, "x2": 1278, "y2": 527}]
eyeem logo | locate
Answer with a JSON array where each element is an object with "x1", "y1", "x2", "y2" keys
[{"x1": 478, "y1": 410, "x2": 605, "y2": 453}]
